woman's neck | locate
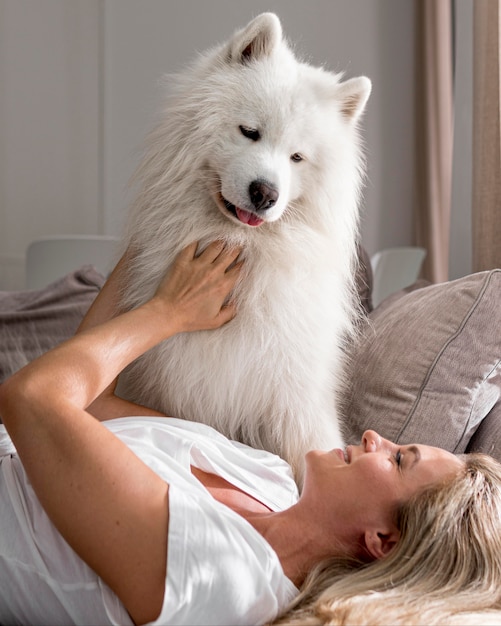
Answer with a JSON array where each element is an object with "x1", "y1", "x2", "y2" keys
[
  {"x1": 191, "y1": 465, "x2": 353, "y2": 587},
  {"x1": 242, "y1": 504, "x2": 350, "y2": 588}
]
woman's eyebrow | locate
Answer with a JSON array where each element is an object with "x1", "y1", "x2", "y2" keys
[{"x1": 407, "y1": 445, "x2": 421, "y2": 468}]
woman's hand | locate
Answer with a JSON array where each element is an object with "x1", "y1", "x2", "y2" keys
[{"x1": 149, "y1": 241, "x2": 243, "y2": 334}]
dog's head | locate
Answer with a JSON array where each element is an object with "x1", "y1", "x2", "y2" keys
[{"x1": 199, "y1": 13, "x2": 372, "y2": 230}]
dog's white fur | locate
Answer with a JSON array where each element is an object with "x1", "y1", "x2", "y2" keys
[{"x1": 119, "y1": 13, "x2": 371, "y2": 479}]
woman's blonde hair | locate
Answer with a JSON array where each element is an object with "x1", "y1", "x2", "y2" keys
[{"x1": 271, "y1": 452, "x2": 501, "y2": 625}]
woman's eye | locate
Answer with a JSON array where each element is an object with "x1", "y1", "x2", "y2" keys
[{"x1": 239, "y1": 125, "x2": 260, "y2": 141}]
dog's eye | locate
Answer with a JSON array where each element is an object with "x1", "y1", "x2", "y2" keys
[
  {"x1": 239, "y1": 125, "x2": 260, "y2": 141},
  {"x1": 290, "y1": 152, "x2": 304, "y2": 163}
]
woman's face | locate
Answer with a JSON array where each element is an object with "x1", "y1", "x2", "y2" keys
[{"x1": 301, "y1": 430, "x2": 464, "y2": 558}]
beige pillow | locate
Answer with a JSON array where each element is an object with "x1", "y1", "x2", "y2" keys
[{"x1": 343, "y1": 270, "x2": 501, "y2": 458}]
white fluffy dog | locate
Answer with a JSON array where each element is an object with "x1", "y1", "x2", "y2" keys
[{"x1": 119, "y1": 13, "x2": 371, "y2": 479}]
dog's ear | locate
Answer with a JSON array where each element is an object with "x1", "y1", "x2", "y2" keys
[
  {"x1": 337, "y1": 76, "x2": 372, "y2": 123},
  {"x1": 227, "y1": 13, "x2": 282, "y2": 64}
]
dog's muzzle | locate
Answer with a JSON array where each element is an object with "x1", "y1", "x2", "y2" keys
[{"x1": 220, "y1": 180, "x2": 279, "y2": 227}]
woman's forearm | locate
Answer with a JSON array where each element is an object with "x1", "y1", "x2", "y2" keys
[
  {"x1": 77, "y1": 246, "x2": 131, "y2": 334},
  {"x1": 75, "y1": 247, "x2": 169, "y2": 419},
  {"x1": 75, "y1": 247, "x2": 130, "y2": 411}
]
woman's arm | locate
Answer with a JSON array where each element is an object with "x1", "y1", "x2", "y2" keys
[
  {"x1": 0, "y1": 241, "x2": 242, "y2": 625},
  {"x1": 76, "y1": 245, "x2": 131, "y2": 335},
  {"x1": 77, "y1": 246, "x2": 167, "y2": 420}
]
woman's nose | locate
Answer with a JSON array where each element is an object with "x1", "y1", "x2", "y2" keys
[{"x1": 362, "y1": 429, "x2": 381, "y2": 452}]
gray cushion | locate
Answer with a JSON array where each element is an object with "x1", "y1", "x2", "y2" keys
[
  {"x1": 343, "y1": 270, "x2": 501, "y2": 459},
  {"x1": 0, "y1": 266, "x2": 104, "y2": 384},
  {"x1": 467, "y1": 399, "x2": 501, "y2": 458}
]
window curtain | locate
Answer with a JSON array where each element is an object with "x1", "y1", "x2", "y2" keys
[
  {"x1": 472, "y1": 0, "x2": 501, "y2": 272},
  {"x1": 415, "y1": 0, "x2": 454, "y2": 283}
]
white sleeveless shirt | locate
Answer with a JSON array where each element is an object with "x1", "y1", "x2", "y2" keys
[{"x1": 0, "y1": 417, "x2": 299, "y2": 625}]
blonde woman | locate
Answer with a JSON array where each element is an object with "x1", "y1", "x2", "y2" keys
[
  {"x1": 0, "y1": 241, "x2": 500, "y2": 625},
  {"x1": 271, "y1": 450, "x2": 501, "y2": 625}
]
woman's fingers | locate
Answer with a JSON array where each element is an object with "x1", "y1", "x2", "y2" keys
[
  {"x1": 215, "y1": 301, "x2": 238, "y2": 326},
  {"x1": 196, "y1": 240, "x2": 225, "y2": 263},
  {"x1": 151, "y1": 241, "x2": 244, "y2": 333},
  {"x1": 196, "y1": 241, "x2": 242, "y2": 270},
  {"x1": 213, "y1": 244, "x2": 243, "y2": 270},
  {"x1": 178, "y1": 241, "x2": 199, "y2": 262},
  {"x1": 223, "y1": 260, "x2": 244, "y2": 290}
]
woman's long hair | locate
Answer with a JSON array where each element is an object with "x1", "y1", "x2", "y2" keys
[{"x1": 271, "y1": 453, "x2": 501, "y2": 625}]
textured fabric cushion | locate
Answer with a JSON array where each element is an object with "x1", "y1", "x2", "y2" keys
[
  {"x1": 0, "y1": 266, "x2": 104, "y2": 384},
  {"x1": 467, "y1": 399, "x2": 501, "y2": 459},
  {"x1": 343, "y1": 270, "x2": 501, "y2": 459}
]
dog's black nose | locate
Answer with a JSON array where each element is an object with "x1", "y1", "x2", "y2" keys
[{"x1": 249, "y1": 180, "x2": 279, "y2": 211}]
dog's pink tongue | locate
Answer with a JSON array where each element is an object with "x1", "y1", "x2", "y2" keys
[{"x1": 236, "y1": 207, "x2": 264, "y2": 227}]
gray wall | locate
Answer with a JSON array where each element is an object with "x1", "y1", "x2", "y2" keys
[
  {"x1": 0, "y1": 0, "x2": 102, "y2": 288},
  {"x1": 0, "y1": 0, "x2": 471, "y2": 289}
]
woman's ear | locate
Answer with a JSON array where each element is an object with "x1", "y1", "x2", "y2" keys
[{"x1": 364, "y1": 528, "x2": 400, "y2": 559}]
